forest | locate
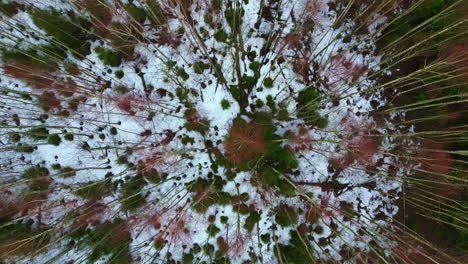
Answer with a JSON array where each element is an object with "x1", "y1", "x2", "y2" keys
[{"x1": 0, "y1": 0, "x2": 466, "y2": 263}]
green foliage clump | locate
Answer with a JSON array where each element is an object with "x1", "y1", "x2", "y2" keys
[
  {"x1": 82, "y1": 219, "x2": 132, "y2": 263},
  {"x1": 74, "y1": 180, "x2": 114, "y2": 200},
  {"x1": 182, "y1": 253, "x2": 194, "y2": 264},
  {"x1": 211, "y1": 0, "x2": 223, "y2": 11},
  {"x1": 193, "y1": 61, "x2": 210, "y2": 74},
  {"x1": 216, "y1": 191, "x2": 232, "y2": 205},
  {"x1": 221, "y1": 99, "x2": 231, "y2": 110},
  {"x1": 184, "y1": 109, "x2": 210, "y2": 134},
  {"x1": 261, "y1": 233, "x2": 270, "y2": 243},
  {"x1": 31, "y1": 9, "x2": 92, "y2": 56},
  {"x1": 64, "y1": 62, "x2": 80, "y2": 75},
  {"x1": 47, "y1": 134, "x2": 61, "y2": 146},
  {"x1": 26, "y1": 127, "x2": 49, "y2": 140},
  {"x1": 176, "y1": 87, "x2": 189, "y2": 101},
  {"x1": 249, "y1": 61, "x2": 260, "y2": 72},
  {"x1": 115, "y1": 70, "x2": 125, "y2": 79},
  {"x1": 224, "y1": 8, "x2": 244, "y2": 32},
  {"x1": 207, "y1": 224, "x2": 220, "y2": 237},
  {"x1": 266, "y1": 95, "x2": 276, "y2": 112},
  {"x1": 181, "y1": 136, "x2": 195, "y2": 145},
  {"x1": 147, "y1": 1, "x2": 168, "y2": 25},
  {"x1": 263, "y1": 77, "x2": 274, "y2": 88},
  {"x1": 59, "y1": 166, "x2": 75, "y2": 177},
  {"x1": 244, "y1": 211, "x2": 261, "y2": 232},
  {"x1": 94, "y1": 47, "x2": 123, "y2": 67},
  {"x1": 0, "y1": 1, "x2": 22, "y2": 17},
  {"x1": 296, "y1": 86, "x2": 327, "y2": 127},
  {"x1": 188, "y1": 176, "x2": 226, "y2": 213},
  {"x1": 0, "y1": 221, "x2": 51, "y2": 257},
  {"x1": 63, "y1": 133, "x2": 74, "y2": 141},
  {"x1": 120, "y1": 175, "x2": 147, "y2": 211},
  {"x1": 275, "y1": 231, "x2": 315, "y2": 263},
  {"x1": 220, "y1": 216, "x2": 229, "y2": 224},
  {"x1": 275, "y1": 205, "x2": 298, "y2": 227},
  {"x1": 215, "y1": 29, "x2": 228, "y2": 42},
  {"x1": 21, "y1": 166, "x2": 51, "y2": 192},
  {"x1": 1, "y1": 46, "x2": 59, "y2": 72},
  {"x1": 10, "y1": 133, "x2": 21, "y2": 142},
  {"x1": 125, "y1": 3, "x2": 147, "y2": 24},
  {"x1": 176, "y1": 67, "x2": 190, "y2": 81},
  {"x1": 110, "y1": 127, "x2": 118, "y2": 135},
  {"x1": 117, "y1": 155, "x2": 128, "y2": 164},
  {"x1": 277, "y1": 108, "x2": 291, "y2": 121}
]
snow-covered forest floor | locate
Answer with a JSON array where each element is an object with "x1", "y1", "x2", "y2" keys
[{"x1": 0, "y1": 0, "x2": 466, "y2": 263}]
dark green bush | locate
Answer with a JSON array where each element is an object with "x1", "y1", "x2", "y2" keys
[
  {"x1": 0, "y1": 1, "x2": 22, "y2": 17},
  {"x1": 94, "y1": 47, "x2": 123, "y2": 67},
  {"x1": 47, "y1": 134, "x2": 61, "y2": 146},
  {"x1": 207, "y1": 224, "x2": 220, "y2": 237},
  {"x1": 220, "y1": 216, "x2": 229, "y2": 224},
  {"x1": 64, "y1": 133, "x2": 74, "y2": 141},
  {"x1": 10, "y1": 133, "x2": 20, "y2": 142},
  {"x1": 221, "y1": 99, "x2": 230, "y2": 109},
  {"x1": 215, "y1": 29, "x2": 228, "y2": 42},
  {"x1": 0, "y1": 221, "x2": 50, "y2": 257},
  {"x1": 86, "y1": 219, "x2": 132, "y2": 263},
  {"x1": 249, "y1": 61, "x2": 260, "y2": 72},
  {"x1": 125, "y1": 4, "x2": 147, "y2": 24},
  {"x1": 26, "y1": 127, "x2": 49, "y2": 140},
  {"x1": 147, "y1": 1, "x2": 168, "y2": 25},
  {"x1": 110, "y1": 127, "x2": 118, "y2": 135},
  {"x1": 193, "y1": 61, "x2": 210, "y2": 74},
  {"x1": 21, "y1": 166, "x2": 51, "y2": 192},
  {"x1": 115, "y1": 70, "x2": 125, "y2": 79},
  {"x1": 260, "y1": 233, "x2": 270, "y2": 243},
  {"x1": 216, "y1": 192, "x2": 231, "y2": 205},
  {"x1": 74, "y1": 180, "x2": 114, "y2": 200},
  {"x1": 120, "y1": 175, "x2": 147, "y2": 211},
  {"x1": 59, "y1": 167, "x2": 75, "y2": 177},
  {"x1": 244, "y1": 211, "x2": 261, "y2": 232},
  {"x1": 224, "y1": 8, "x2": 244, "y2": 32},
  {"x1": 211, "y1": 0, "x2": 222, "y2": 12},
  {"x1": 176, "y1": 67, "x2": 190, "y2": 81},
  {"x1": 275, "y1": 205, "x2": 298, "y2": 227},
  {"x1": 263, "y1": 77, "x2": 274, "y2": 88},
  {"x1": 31, "y1": 9, "x2": 92, "y2": 56},
  {"x1": 275, "y1": 231, "x2": 315, "y2": 263},
  {"x1": 295, "y1": 86, "x2": 327, "y2": 127}
]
